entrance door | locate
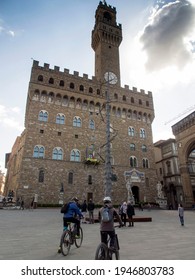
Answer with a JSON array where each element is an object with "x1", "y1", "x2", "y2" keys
[{"x1": 132, "y1": 186, "x2": 139, "y2": 203}]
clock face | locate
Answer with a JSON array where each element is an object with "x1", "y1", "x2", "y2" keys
[{"x1": 104, "y1": 72, "x2": 118, "y2": 84}]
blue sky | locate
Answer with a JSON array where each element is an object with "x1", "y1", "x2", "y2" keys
[{"x1": 0, "y1": 0, "x2": 195, "y2": 173}]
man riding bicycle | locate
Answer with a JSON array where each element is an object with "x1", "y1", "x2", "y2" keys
[
  {"x1": 63, "y1": 197, "x2": 83, "y2": 238},
  {"x1": 98, "y1": 196, "x2": 123, "y2": 249}
]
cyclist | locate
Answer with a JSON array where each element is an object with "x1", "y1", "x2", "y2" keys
[
  {"x1": 98, "y1": 196, "x2": 123, "y2": 249},
  {"x1": 63, "y1": 197, "x2": 83, "y2": 238}
]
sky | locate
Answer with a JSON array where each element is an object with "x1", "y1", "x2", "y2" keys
[{"x1": 0, "y1": 0, "x2": 195, "y2": 174}]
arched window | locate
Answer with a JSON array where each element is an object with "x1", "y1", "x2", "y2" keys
[
  {"x1": 59, "y1": 80, "x2": 64, "y2": 87},
  {"x1": 114, "y1": 93, "x2": 118, "y2": 100},
  {"x1": 52, "y1": 147, "x2": 63, "y2": 160},
  {"x1": 142, "y1": 144, "x2": 147, "y2": 152},
  {"x1": 70, "y1": 82, "x2": 74, "y2": 89},
  {"x1": 128, "y1": 126, "x2": 135, "y2": 137},
  {"x1": 73, "y1": 116, "x2": 82, "y2": 127},
  {"x1": 70, "y1": 149, "x2": 81, "y2": 162},
  {"x1": 116, "y1": 108, "x2": 121, "y2": 117},
  {"x1": 133, "y1": 111, "x2": 137, "y2": 120},
  {"x1": 68, "y1": 172, "x2": 73, "y2": 184},
  {"x1": 38, "y1": 169, "x2": 44, "y2": 182},
  {"x1": 40, "y1": 91, "x2": 47, "y2": 102},
  {"x1": 130, "y1": 143, "x2": 135, "y2": 151},
  {"x1": 89, "y1": 119, "x2": 95, "y2": 130},
  {"x1": 33, "y1": 145, "x2": 45, "y2": 158},
  {"x1": 48, "y1": 92, "x2": 54, "y2": 103},
  {"x1": 122, "y1": 95, "x2": 126, "y2": 101},
  {"x1": 89, "y1": 87, "x2": 93, "y2": 93},
  {"x1": 130, "y1": 156, "x2": 137, "y2": 167},
  {"x1": 38, "y1": 75, "x2": 43, "y2": 82},
  {"x1": 131, "y1": 97, "x2": 134, "y2": 103},
  {"x1": 140, "y1": 128, "x2": 146, "y2": 138},
  {"x1": 56, "y1": 113, "x2": 65, "y2": 124},
  {"x1": 38, "y1": 110, "x2": 48, "y2": 122},
  {"x1": 79, "y1": 85, "x2": 84, "y2": 91},
  {"x1": 143, "y1": 158, "x2": 149, "y2": 168},
  {"x1": 127, "y1": 110, "x2": 132, "y2": 119},
  {"x1": 49, "y1": 77, "x2": 54, "y2": 84}
]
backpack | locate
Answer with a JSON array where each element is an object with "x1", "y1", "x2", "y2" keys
[
  {"x1": 101, "y1": 206, "x2": 112, "y2": 222},
  {"x1": 60, "y1": 203, "x2": 70, "y2": 214}
]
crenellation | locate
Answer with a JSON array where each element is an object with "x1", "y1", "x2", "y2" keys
[
  {"x1": 33, "y1": 60, "x2": 39, "y2": 67},
  {"x1": 74, "y1": 71, "x2": 79, "y2": 76},
  {"x1": 64, "y1": 68, "x2": 69, "y2": 74},
  {"x1": 83, "y1": 73, "x2": 88, "y2": 79},
  {"x1": 32, "y1": 60, "x2": 153, "y2": 100},
  {"x1": 44, "y1": 63, "x2": 50, "y2": 69},
  {"x1": 54, "y1": 66, "x2": 60, "y2": 71}
]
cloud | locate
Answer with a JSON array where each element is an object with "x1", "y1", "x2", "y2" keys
[
  {"x1": 7, "y1": 30, "x2": 15, "y2": 37},
  {"x1": 0, "y1": 105, "x2": 24, "y2": 131},
  {"x1": 140, "y1": 0, "x2": 195, "y2": 71},
  {"x1": 0, "y1": 18, "x2": 16, "y2": 38}
]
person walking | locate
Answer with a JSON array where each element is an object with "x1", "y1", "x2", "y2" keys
[
  {"x1": 178, "y1": 203, "x2": 184, "y2": 226},
  {"x1": 127, "y1": 201, "x2": 135, "y2": 227},
  {"x1": 120, "y1": 201, "x2": 127, "y2": 226},
  {"x1": 87, "y1": 198, "x2": 95, "y2": 224},
  {"x1": 98, "y1": 196, "x2": 123, "y2": 249}
]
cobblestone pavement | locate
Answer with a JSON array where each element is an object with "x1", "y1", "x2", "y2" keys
[{"x1": 0, "y1": 208, "x2": 195, "y2": 260}]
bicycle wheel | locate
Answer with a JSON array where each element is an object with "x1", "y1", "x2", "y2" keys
[
  {"x1": 95, "y1": 243, "x2": 108, "y2": 260},
  {"x1": 60, "y1": 230, "x2": 71, "y2": 256},
  {"x1": 75, "y1": 227, "x2": 83, "y2": 248}
]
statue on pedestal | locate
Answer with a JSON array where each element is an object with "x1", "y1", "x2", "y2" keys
[
  {"x1": 157, "y1": 181, "x2": 164, "y2": 199},
  {"x1": 126, "y1": 178, "x2": 135, "y2": 205}
]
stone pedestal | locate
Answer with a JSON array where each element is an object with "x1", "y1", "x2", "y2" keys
[{"x1": 156, "y1": 198, "x2": 167, "y2": 209}]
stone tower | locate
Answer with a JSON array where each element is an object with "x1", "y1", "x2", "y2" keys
[{"x1": 92, "y1": 1, "x2": 122, "y2": 86}]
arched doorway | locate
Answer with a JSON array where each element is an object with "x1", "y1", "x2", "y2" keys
[{"x1": 187, "y1": 148, "x2": 195, "y2": 202}]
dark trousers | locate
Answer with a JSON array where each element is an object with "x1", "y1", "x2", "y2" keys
[
  {"x1": 179, "y1": 215, "x2": 184, "y2": 225},
  {"x1": 128, "y1": 215, "x2": 134, "y2": 226},
  {"x1": 63, "y1": 217, "x2": 80, "y2": 235},
  {"x1": 121, "y1": 213, "x2": 127, "y2": 226},
  {"x1": 101, "y1": 231, "x2": 116, "y2": 247},
  {"x1": 89, "y1": 211, "x2": 94, "y2": 223}
]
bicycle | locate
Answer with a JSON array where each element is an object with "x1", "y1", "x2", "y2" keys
[
  {"x1": 95, "y1": 226, "x2": 120, "y2": 260},
  {"x1": 58, "y1": 222, "x2": 83, "y2": 256}
]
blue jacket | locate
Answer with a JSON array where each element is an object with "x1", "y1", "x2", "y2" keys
[{"x1": 64, "y1": 202, "x2": 83, "y2": 218}]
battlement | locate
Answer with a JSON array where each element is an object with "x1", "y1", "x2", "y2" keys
[
  {"x1": 32, "y1": 60, "x2": 152, "y2": 96},
  {"x1": 99, "y1": 1, "x2": 116, "y2": 12}
]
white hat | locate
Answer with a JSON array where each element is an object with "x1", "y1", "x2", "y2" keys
[{"x1": 103, "y1": 196, "x2": 111, "y2": 202}]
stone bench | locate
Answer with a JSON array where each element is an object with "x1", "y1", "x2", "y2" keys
[{"x1": 86, "y1": 216, "x2": 152, "y2": 223}]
